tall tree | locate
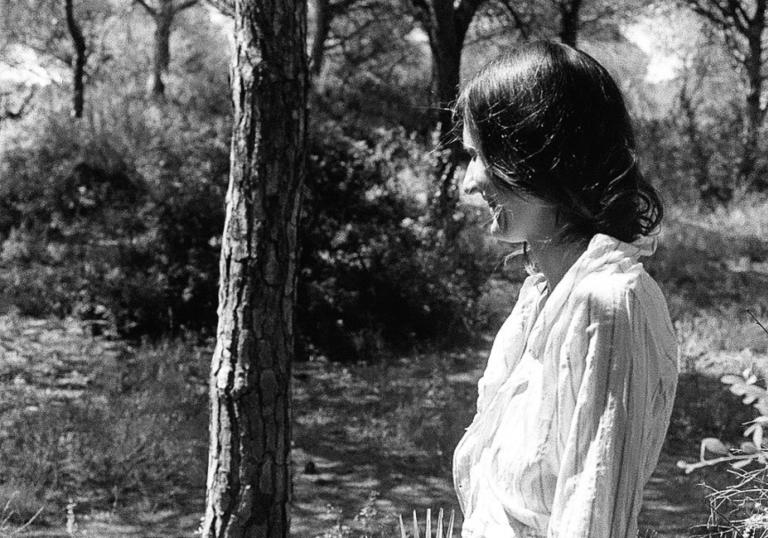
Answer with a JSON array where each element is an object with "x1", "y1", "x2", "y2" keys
[
  {"x1": 682, "y1": 0, "x2": 768, "y2": 185},
  {"x1": 411, "y1": 0, "x2": 483, "y2": 138},
  {"x1": 410, "y1": 0, "x2": 484, "y2": 236},
  {"x1": 65, "y1": 0, "x2": 87, "y2": 117},
  {"x1": 308, "y1": 0, "x2": 369, "y2": 77},
  {"x1": 558, "y1": 0, "x2": 583, "y2": 45},
  {"x1": 205, "y1": 0, "x2": 360, "y2": 81},
  {"x1": 134, "y1": 0, "x2": 199, "y2": 98},
  {"x1": 203, "y1": 0, "x2": 307, "y2": 536},
  {"x1": 1, "y1": 0, "x2": 115, "y2": 109},
  {"x1": 492, "y1": 0, "x2": 647, "y2": 49}
]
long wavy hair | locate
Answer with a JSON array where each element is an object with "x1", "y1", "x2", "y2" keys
[{"x1": 455, "y1": 40, "x2": 662, "y2": 244}]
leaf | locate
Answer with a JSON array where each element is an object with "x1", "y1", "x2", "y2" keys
[
  {"x1": 447, "y1": 510, "x2": 455, "y2": 538},
  {"x1": 701, "y1": 437, "x2": 730, "y2": 460},
  {"x1": 426, "y1": 508, "x2": 431, "y2": 538},
  {"x1": 436, "y1": 508, "x2": 444, "y2": 538},
  {"x1": 399, "y1": 514, "x2": 407, "y2": 538},
  {"x1": 741, "y1": 441, "x2": 759, "y2": 454},
  {"x1": 413, "y1": 510, "x2": 420, "y2": 538},
  {"x1": 721, "y1": 374, "x2": 768, "y2": 406},
  {"x1": 722, "y1": 374, "x2": 745, "y2": 385},
  {"x1": 754, "y1": 424, "x2": 764, "y2": 449}
]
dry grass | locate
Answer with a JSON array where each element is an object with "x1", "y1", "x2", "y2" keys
[{"x1": 0, "y1": 319, "x2": 209, "y2": 529}]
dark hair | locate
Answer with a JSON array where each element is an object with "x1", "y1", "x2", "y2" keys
[{"x1": 455, "y1": 40, "x2": 662, "y2": 243}]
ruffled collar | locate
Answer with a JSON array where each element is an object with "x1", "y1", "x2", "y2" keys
[{"x1": 525, "y1": 232, "x2": 658, "y2": 358}]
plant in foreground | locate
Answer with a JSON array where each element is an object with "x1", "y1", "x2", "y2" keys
[
  {"x1": 677, "y1": 313, "x2": 768, "y2": 536},
  {"x1": 0, "y1": 491, "x2": 43, "y2": 536},
  {"x1": 398, "y1": 508, "x2": 456, "y2": 538}
]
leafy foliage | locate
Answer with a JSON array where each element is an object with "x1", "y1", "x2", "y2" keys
[
  {"x1": 677, "y1": 363, "x2": 768, "y2": 536},
  {"x1": 0, "y1": 103, "x2": 229, "y2": 337},
  {"x1": 299, "y1": 122, "x2": 497, "y2": 361}
]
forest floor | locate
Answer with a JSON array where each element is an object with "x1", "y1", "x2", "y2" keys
[
  {"x1": 5, "y1": 208, "x2": 768, "y2": 536},
  {"x1": 0, "y1": 317, "x2": 759, "y2": 538}
]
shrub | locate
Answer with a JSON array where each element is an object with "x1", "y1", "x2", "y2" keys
[
  {"x1": 298, "y1": 123, "x2": 497, "y2": 361},
  {"x1": 0, "y1": 102, "x2": 229, "y2": 337},
  {"x1": 677, "y1": 365, "x2": 768, "y2": 536},
  {"x1": 0, "y1": 97, "x2": 495, "y2": 357}
]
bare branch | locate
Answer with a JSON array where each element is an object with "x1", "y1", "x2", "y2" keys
[
  {"x1": 685, "y1": 0, "x2": 727, "y2": 27},
  {"x1": 205, "y1": 0, "x2": 233, "y2": 17},
  {"x1": 495, "y1": 0, "x2": 530, "y2": 39},
  {"x1": 174, "y1": 0, "x2": 199, "y2": 13},
  {"x1": 729, "y1": 0, "x2": 750, "y2": 28},
  {"x1": 328, "y1": 0, "x2": 361, "y2": 14},
  {"x1": 133, "y1": 0, "x2": 157, "y2": 15},
  {"x1": 455, "y1": 0, "x2": 485, "y2": 34}
]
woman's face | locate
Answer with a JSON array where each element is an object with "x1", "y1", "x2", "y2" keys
[{"x1": 461, "y1": 124, "x2": 556, "y2": 244}]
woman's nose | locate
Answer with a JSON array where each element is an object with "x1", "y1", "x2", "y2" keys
[{"x1": 462, "y1": 160, "x2": 482, "y2": 196}]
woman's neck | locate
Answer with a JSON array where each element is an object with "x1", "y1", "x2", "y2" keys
[{"x1": 528, "y1": 236, "x2": 589, "y2": 293}]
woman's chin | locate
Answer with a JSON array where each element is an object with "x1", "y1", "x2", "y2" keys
[{"x1": 490, "y1": 226, "x2": 522, "y2": 244}]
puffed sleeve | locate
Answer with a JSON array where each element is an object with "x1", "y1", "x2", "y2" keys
[{"x1": 548, "y1": 279, "x2": 678, "y2": 537}]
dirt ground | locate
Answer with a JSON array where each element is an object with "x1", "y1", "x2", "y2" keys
[{"x1": 0, "y1": 316, "x2": 737, "y2": 537}]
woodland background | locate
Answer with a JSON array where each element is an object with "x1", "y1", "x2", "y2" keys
[{"x1": 2, "y1": 0, "x2": 768, "y2": 536}]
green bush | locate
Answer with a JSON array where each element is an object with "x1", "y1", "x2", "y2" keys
[
  {"x1": 0, "y1": 103, "x2": 228, "y2": 337},
  {"x1": 0, "y1": 97, "x2": 495, "y2": 357},
  {"x1": 298, "y1": 123, "x2": 497, "y2": 361}
]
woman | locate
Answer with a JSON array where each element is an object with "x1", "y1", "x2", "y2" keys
[{"x1": 452, "y1": 41, "x2": 679, "y2": 537}]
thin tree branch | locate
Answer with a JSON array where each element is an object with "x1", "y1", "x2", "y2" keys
[
  {"x1": 455, "y1": 0, "x2": 484, "y2": 34},
  {"x1": 205, "y1": 0, "x2": 233, "y2": 17},
  {"x1": 495, "y1": 0, "x2": 531, "y2": 39},
  {"x1": 729, "y1": 0, "x2": 749, "y2": 28},
  {"x1": 173, "y1": 0, "x2": 199, "y2": 14},
  {"x1": 133, "y1": 0, "x2": 157, "y2": 15},
  {"x1": 328, "y1": 0, "x2": 361, "y2": 15}
]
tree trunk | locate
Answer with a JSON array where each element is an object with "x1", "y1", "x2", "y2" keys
[
  {"x1": 740, "y1": 7, "x2": 766, "y2": 186},
  {"x1": 558, "y1": 0, "x2": 582, "y2": 47},
  {"x1": 203, "y1": 0, "x2": 307, "y2": 535},
  {"x1": 151, "y1": 1, "x2": 173, "y2": 98},
  {"x1": 416, "y1": 0, "x2": 480, "y2": 239},
  {"x1": 309, "y1": 0, "x2": 330, "y2": 78},
  {"x1": 430, "y1": 34, "x2": 462, "y2": 234},
  {"x1": 64, "y1": 0, "x2": 86, "y2": 118}
]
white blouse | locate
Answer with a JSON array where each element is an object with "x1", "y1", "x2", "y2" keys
[{"x1": 453, "y1": 233, "x2": 679, "y2": 537}]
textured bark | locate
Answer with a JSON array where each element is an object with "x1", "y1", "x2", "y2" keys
[
  {"x1": 202, "y1": 0, "x2": 307, "y2": 536},
  {"x1": 64, "y1": 0, "x2": 86, "y2": 118}
]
